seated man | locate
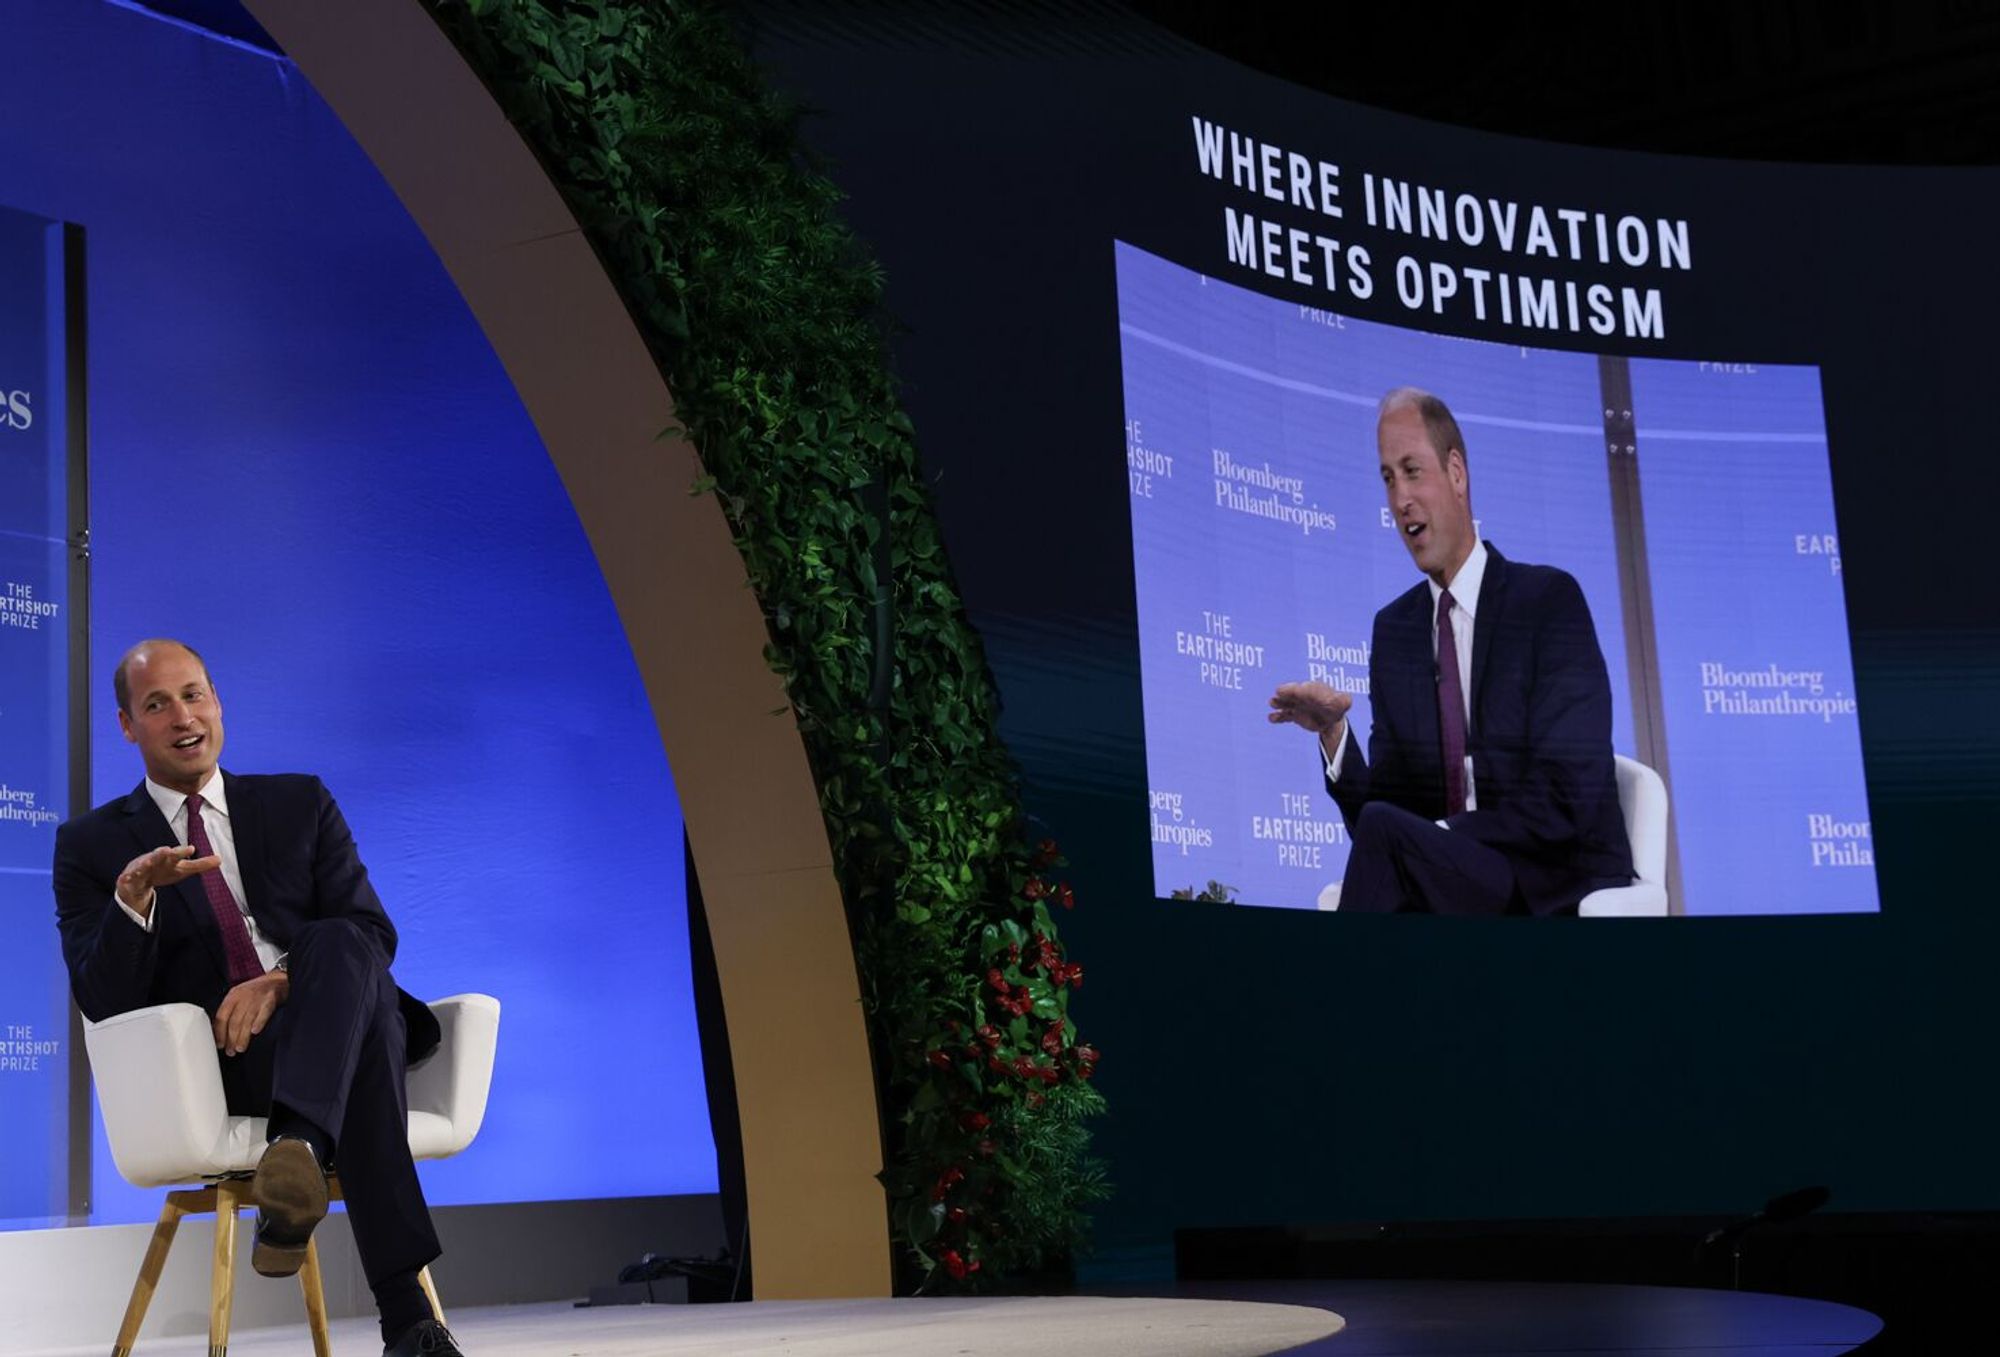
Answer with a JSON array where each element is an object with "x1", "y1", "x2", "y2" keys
[
  {"x1": 53, "y1": 639, "x2": 463, "y2": 1357},
  {"x1": 1270, "y1": 388, "x2": 1632, "y2": 915}
]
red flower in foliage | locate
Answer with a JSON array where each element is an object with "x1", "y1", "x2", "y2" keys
[
  {"x1": 1058, "y1": 882, "x2": 1076, "y2": 910},
  {"x1": 942, "y1": 1249, "x2": 970, "y2": 1280},
  {"x1": 960, "y1": 1110, "x2": 991, "y2": 1132},
  {"x1": 926, "y1": 1049, "x2": 953, "y2": 1071},
  {"x1": 976, "y1": 1024, "x2": 1002, "y2": 1048},
  {"x1": 1063, "y1": 962, "x2": 1085, "y2": 989},
  {"x1": 1022, "y1": 877, "x2": 1047, "y2": 901},
  {"x1": 978, "y1": 1138, "x2": 997, "y2": 1157},
  {"x1": 947, "y1": 1206, "x2": 967, "y2": 1223},
  {"x1": 930, "y1": 1166, "x2": 966, "y2": 1202},
  {"x1": 1073, "y1": 1043, "x2": 1100, "y2": 1078},
  {"x1": 986, "y1": 968, "x2": 1008, "y2": 993},
  {"x1": 1033, "y1": 838, "x2": 1059, "y2": 868},
  {"x1": 1041, "y1": 1018, "x2": 1066, "y2": 1055}
]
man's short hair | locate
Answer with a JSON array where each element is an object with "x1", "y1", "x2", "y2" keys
[
  {"x1": 1379, "y1": 386, "x2": 1469, "y2": 470},
  {"x1": 113, "y1": 638, "x2": 210, "y2": 714}
]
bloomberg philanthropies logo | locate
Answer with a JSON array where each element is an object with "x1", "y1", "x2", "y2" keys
[
  {"x1": 1149, "y1": 788, "x2": 1214, "y2": 857},
  {"x1": 0, "y1": 387, "x2": 31, "y2": 430},
  {"x1": 1807, "y1": 813, "x2": 1871, "y2": 867},
  {"x1": 1699, "y1": 662, "x2": 1857, "y2": 721}
]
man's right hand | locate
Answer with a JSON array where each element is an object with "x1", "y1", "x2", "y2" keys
[
  {"x1": 116, "y1": 844, "x2": 222, "y2": 919},
  {"x1": 1269, "y1": 681, "x2": 1353, "y2": 760}
]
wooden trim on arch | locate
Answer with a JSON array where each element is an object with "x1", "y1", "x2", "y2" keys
[{"x1": 242, "y1": 0, "x2": 889, "y2": 1299}]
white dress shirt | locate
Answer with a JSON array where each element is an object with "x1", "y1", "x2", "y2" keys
[
  {"x1": 115, "y1": 769, "x2": 284, "y2": 973},
  {"x1": 1325, "y1": 539, "x2": 1488, "y2": 815}
]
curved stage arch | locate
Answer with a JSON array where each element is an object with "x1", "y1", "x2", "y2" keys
[{"x1": 240, "y1": 0, "x2": 889, "y2": 1298}]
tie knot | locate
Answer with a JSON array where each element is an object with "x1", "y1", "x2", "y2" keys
[
  {"x1": 186, "y1": 793, "x2": 204, "y2": 815},
  {"x1": 1439, "y1": 589, "x2": 1457, "y2": 617}
]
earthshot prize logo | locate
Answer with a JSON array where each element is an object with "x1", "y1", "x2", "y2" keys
[
  {"x1": 1126, "y1": 418, "x2": 1174, "y2": 499},
  {"x1": 1253, "y1": 790, "x2": 1349, "y2": 871},
  {"x1": 1176, "y1": 610, "x2": 1266, "y2": 692},
  {"x1": 1, "y1": 578, "x2": 59, "y2": 631},
  {"x1": 0, "y1": 1023, "x2": 60, "y2": 1074}
]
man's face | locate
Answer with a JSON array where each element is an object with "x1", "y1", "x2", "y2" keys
[
  {"x1": 118, "y1": 645, "x2": 225, "y2": 795},
  {"x1": 1378, "y1": 405, "x2": 1474, "y2": 586}
]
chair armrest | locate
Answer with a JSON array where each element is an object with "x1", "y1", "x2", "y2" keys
[
  {"x1": 83, "y1": 1003, "x2": 233, "y2": 1188},
  {"x1": 1578, "y1": 882, "x2": 1669, "y2": 917},
  {"x1": 407, "y1": 993, "x2": 501, "y2": 1154}
]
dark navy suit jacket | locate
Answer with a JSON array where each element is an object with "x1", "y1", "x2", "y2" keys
[
  {"x1": 53, "y1": 771, "x2": 438, "y2": 1057},
  {"x1": 1325, "y1": 542, "x2": 1634, "y2": 915}
]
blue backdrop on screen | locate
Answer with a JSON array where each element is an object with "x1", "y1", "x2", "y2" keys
[
  {"x1": 0, "y1": 204, "x2": 72, "y2": 1231},
  {"x1": 0, "y1": 5, "x2": 715, "y2": 1227},
  {"x1": 1116, "y1": 243, "x2": 1873, "y2": 914}
]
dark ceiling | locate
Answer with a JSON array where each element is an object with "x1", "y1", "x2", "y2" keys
[
  {"x1": 1127, "y1": 0, "x2": 2000, "y2": 165},
  {"x1": 130, "y1": 0, "x2": 2000, "y2": 166}
]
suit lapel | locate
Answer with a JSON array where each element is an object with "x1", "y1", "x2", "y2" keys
[
  {"x1": 1470, "y1": 541, "x2": 1507, "y2": 712},
  {"x1": 120, "y1": 780, "x2": 232, "y2": 982},
  {"x1": 223, "y1": 770, "x2": 267, "y2": 922}
]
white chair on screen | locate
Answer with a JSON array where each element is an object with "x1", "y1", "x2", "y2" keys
[
  {"x1": 1314, "y1": 754, "x2": 1669, "y2": 915},
  {"x1": 84, "y1": 993, "x2": 500, "y2": 1357},
  {"x1": 1577, "y1": 754, "x2": 1670, "y2": 917}
]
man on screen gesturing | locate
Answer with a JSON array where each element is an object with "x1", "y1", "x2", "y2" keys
[{"x1": 1269, "y1": 388, "x2": 1633, "y2": 915}]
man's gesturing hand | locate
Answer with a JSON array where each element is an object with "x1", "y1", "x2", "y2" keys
[
  {"x1": 115, "y1": 844, "x2": 222, "y2": 919},
  {"x1": 215, "y1": 970, "x2": 289, "y2": 1057},
  {"x1": 1269, "y1": 681, "x2": 1353, "y2": 758}
]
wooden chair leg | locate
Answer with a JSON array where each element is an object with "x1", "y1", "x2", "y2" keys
[
  {"x1": 298, "y1": 1238, "x2": 333, "y2": 1357},
  {"x1": 418, "y1": 1266, "x2": 446, "y2": 1326},
  {"x1": 111, "y1": 1197, "x2": 187, "y2": 1357},
  {"x1": 210, "y1": 1180, "x2": 245, "y2": 1357}
]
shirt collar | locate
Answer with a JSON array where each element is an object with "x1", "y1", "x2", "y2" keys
[
  {"x1": 1426, "y1": 538, "x2": 1489, "y2": 620},
  {"x1": 145, "y1": 769, "x2": 227, "y2": 824}
]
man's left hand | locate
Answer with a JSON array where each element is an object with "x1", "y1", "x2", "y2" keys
[{"x1": 214, "y1": 969, "x2": 290, "y2": 1057}]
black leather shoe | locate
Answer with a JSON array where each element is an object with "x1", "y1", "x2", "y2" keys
[
  {"x1": 383, "y1": 1318, "x2": 464, "y2": 1356},
  {"x1": 250, "y1": 1136, "x2": 329, "y2": 1277}
]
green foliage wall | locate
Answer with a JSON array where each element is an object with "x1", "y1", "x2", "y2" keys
[{"x1": 431, "y1": 0, "x2": 1105, "y2": 1287}]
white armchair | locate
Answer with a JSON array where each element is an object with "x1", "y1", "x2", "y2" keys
[
  {"x1": 1315, "y1": 754, "x2": 1670, "y2": 916},
  {"x1": 1577, "y1": 755, "x2": 1670, "y2": 917},
  {"x1": 86, "y1": 992, "x2": 500, "y2": 1357}
]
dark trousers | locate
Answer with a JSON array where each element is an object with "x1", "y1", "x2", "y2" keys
[
  {"x1": 1341, "y1": 801, "x2": 1519, "y2": 916},
  {"x1": 219, "y1": 919, "x2": 441, "y2": 1290}
]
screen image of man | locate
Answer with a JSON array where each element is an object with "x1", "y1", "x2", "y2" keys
[
  {"x1": 1269, "y1": 389, "x2": 1634, "y2": 915},
  {"x1": 53, "y1": 640, "x2": 464, "y2": 1357}
]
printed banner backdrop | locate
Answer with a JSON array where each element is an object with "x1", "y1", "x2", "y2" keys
[
  {"x1": 0, "y1": 203, "x2": 71, "y2": 1230},
  {"x1": 1119, "y1": 242, "x2": 1872, "y2": 915}
]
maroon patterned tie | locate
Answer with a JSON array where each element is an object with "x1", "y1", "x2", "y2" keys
[
  {"x1": 185, "y1": 794, "x2": 262, "y2": 985},
  {"x1": 1436, "y1": 590, "x2": 1468, "y2": 816}
]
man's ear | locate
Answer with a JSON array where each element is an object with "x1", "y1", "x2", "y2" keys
[
  {"x1": 117, "y1": 708, "x2": 135, "y2": 745},
  {"x1": 1448, "y1": 448, "x2": 1469, "y2": 497}
]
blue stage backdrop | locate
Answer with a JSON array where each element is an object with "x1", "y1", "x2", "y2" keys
[
  {"x1": 0, "y1": 4, "x2": 715, "y2": 1226},
  {"x1": 0, "y1": 204, "x2": 75, "y2": 1232}
]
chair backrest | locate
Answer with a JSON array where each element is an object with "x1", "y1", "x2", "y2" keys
[{"x1": 1613, "y1": 754, "x2": 1669, "y2": 886}]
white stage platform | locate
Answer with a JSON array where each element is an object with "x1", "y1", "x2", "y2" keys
[{"x1": 34, "y1": 1296, "x2": 1346, "y2": 1357}]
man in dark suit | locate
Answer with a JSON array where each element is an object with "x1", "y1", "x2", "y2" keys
[
  {"x1": 53, "y1": 639, "x2": 463, "y2": 1357},
  {"x1": 1270, "y1": 389, "x2": 1632, "y2": 915}
]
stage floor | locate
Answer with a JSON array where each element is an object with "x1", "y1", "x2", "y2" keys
[
  {"x1": 42, "y1": 1294, "x2": 1346, "y2": 1357},
  {"x1": 40, "y1": 1280, "x2": 1883, "y2": 1356}
]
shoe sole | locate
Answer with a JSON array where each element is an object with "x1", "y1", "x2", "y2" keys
[{"x1": 250, "y1": 1140, "x2": 328, "y2": 1278}]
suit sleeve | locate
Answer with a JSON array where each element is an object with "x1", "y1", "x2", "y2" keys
[
  {"x1": 311, "y1": 779, "x2": 398, "y2": 963},
  {"x1": 1323, "y1": 610, "x2": 1432, "y2": 830},
  {"x1": 52, "y1": 820, "x2": 160, "y2": 1022},
  {"x1": 1448, "y1": 571, "x2": 1615, "y2": 857}
]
